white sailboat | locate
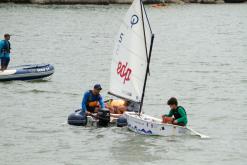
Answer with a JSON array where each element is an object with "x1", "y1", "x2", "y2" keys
[{"x1": 109, "y1": 0, "x2": 208, "y2": 138}]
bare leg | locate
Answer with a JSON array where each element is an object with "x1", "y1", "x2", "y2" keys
[{"x1": 117, "y1": 106, "x2": 127, "y2": 114}]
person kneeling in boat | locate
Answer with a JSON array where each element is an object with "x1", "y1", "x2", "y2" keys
[
  {"x1": 81, "y1": 84, "x2": 105, "y2": 115},
  {"x1": 163, "y1": 97, "x2": 188, "y2": 126},
  {"x1": 0, "y1": 34, "x2": 11, "y2": 71},
  {"x1": 105, "y1": 99, "x2": 127, "y2": 114},
  {"x1": 106, "y1": 99, "x2": 140, "y2": 118},
  {"x1": 105, "y1": 99, "x2": 128, "y2": 118}
]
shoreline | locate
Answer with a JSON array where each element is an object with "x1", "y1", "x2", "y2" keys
[{"x1": 0, "y1": 0, "x2": 246, "y2": 4}]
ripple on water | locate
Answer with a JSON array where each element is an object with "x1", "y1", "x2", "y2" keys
[{"x1": 0, "y1": 3, "x2": 247, "y2": 165}]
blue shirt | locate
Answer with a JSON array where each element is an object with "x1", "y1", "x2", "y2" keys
[
  {"x1": 0, "y1": 40, "x2": 10, "y2": 58},
  {"x1": 81, "y1": 90, "x2": 105, "y2": 112}
]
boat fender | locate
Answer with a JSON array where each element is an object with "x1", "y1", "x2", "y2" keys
[
  {"x1": 68, "y1": 110, "x2": 87, "y2": 126},
  {"x1": 117, "y1": 116, "x2": 127, "y2": 127}
]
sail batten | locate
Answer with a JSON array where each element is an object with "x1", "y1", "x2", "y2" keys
[{"x1": 109, "y1": 0, "x2": 153, "y2": 103}]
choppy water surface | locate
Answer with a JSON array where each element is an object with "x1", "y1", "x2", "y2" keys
[{"x1": 0, "y1": 3, "x2": 247, "y2": 165}]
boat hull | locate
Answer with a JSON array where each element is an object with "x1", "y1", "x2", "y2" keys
[
  {"x1": 68, "y1": 109, "x2": 118, "y2": 127},
  {"x1": 72, "y1": 115, "x2": 118, "y2": 127},
  {"x1": 0, "y1": 64, "x2": 54, "y2": 81},
  {"x1": 125, "y1": 112, "x2": 191, "y2": 136}
]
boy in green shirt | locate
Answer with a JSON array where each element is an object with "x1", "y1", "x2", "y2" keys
[{"x1": 164, "y1": 97, "x2": 188, "y2": 126}]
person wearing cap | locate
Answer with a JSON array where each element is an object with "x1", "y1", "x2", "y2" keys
[
  {"x1": 163, "y1": 97, "x2": 188, "y2": 126},
  {"x1": 81, "y1": 84, "x2": 105, "y2": 115},
  {"x1": 0, "y1": 34, "x2": 11, "y2": 71}
]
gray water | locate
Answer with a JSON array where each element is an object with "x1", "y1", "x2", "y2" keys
[{"x1": 0, "y1": 3, "x2": 247, "y2": 165}]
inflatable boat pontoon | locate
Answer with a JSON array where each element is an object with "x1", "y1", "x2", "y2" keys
[{"x1": 0, "y1": 64, "x2": 54, "y2": 81}]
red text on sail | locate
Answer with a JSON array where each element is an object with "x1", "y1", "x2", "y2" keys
[{"x1": 116, "y1": 61, "x2": 132, "y2": 84}]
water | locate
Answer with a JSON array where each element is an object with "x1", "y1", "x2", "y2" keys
[{"x1": 0, "y1": 3, "x2": 247, "y2": 165}]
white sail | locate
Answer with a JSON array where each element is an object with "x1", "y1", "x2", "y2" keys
[{"x1": 109, "y1": 0, "x2": 153, "y2": 102}]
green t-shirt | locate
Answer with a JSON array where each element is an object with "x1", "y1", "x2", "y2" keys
[{"x1": 166, "y1": 106, "x2": 188, "y2": 125}]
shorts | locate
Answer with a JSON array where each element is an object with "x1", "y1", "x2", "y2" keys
[{"x1": 1, "y1": 57, "x2": 10, "y2": 68}]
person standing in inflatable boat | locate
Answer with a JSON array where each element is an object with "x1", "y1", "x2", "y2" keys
[
  {"x1": 81, "y1": 84, "x2": 105, "y2": 115},
  {"x1": 0, "y1": 34, "x2": 11, "y2": 71}
]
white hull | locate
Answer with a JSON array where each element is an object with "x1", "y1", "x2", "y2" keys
[{"x1": 125, "y1": 112, "x2": 206, "y2": 137}]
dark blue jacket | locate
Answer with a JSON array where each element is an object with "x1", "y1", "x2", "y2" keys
[{"x1": 81, "y1": 90, "x2": 104, "y2": 112}]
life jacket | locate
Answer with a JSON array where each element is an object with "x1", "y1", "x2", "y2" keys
[
  {"x1": 86, "y1": 90, "x2": 100, "y2": 108},
  {"x1": 88, "y1": 101, "x2": 99, "y2": 107},
  {"x1": 173, "y1": 106, "x2": 186, "y2": 120},
  {"x1": 1, "y1": 40, "x2": 11, "y2": 55},
  {"x1": 110, "y1": 99, "x2": 126, "y2": 107}
]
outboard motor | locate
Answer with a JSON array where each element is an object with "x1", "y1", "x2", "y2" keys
[
  {"x1": 117, "y1": 116, "x2": 127, "y2": 127},
  {"x1": 68, "y1": 110, "x2": 87, "y2": 126},
  {"x1": 97, "y1": 108, "x2": 110, "y2": 127}
]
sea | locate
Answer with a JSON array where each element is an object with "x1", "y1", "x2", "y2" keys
[{"x1": 0, "y1": 3, "x2": 247, "y2": 165}]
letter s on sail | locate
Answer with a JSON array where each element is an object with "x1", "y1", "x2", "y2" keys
[{"x1": 119, "y1": 33, "x2": 124, "y2": 43}]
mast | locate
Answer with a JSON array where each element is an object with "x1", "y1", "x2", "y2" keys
[
  {"x1": 140, "y1": 0, "x2": 151, "y2": 73},
  {"x1": 138, "y1": 0, "x2": 155, "y2": 114},
  {"x1": 139, "y1": 34, "x2": 154, "y2": 114}
]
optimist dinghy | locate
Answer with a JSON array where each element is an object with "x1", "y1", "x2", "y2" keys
[
  {"x1": 108, "y1": 0, "x2": 208, "y2": 138},
  {"x1": 0, "y1": 64, "x2": 54, "y2": 81}
]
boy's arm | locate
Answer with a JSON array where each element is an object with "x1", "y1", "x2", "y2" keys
[{"x1": 164, "y1": 110, "x2": 173, "y2": 117}]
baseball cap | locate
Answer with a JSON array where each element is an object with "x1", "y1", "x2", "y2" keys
[{"x1": 94, "y1": 84, "x2": 102, "y2": 90}]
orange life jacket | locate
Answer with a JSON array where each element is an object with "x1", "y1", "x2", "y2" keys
[
  {"x1": 88, "y1": 101, "x2": 99, "y2": 107},
  {"x1": 110, "y1": 99, "x2": 126, "y2": 107}
]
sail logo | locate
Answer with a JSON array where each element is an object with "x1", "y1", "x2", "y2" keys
[
  {"x1": 117, "y1": 61, "x2": 132, "y2": 84},
  {"x1": 131, "y1": 15, "x2": 139, "y2": 28}
]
